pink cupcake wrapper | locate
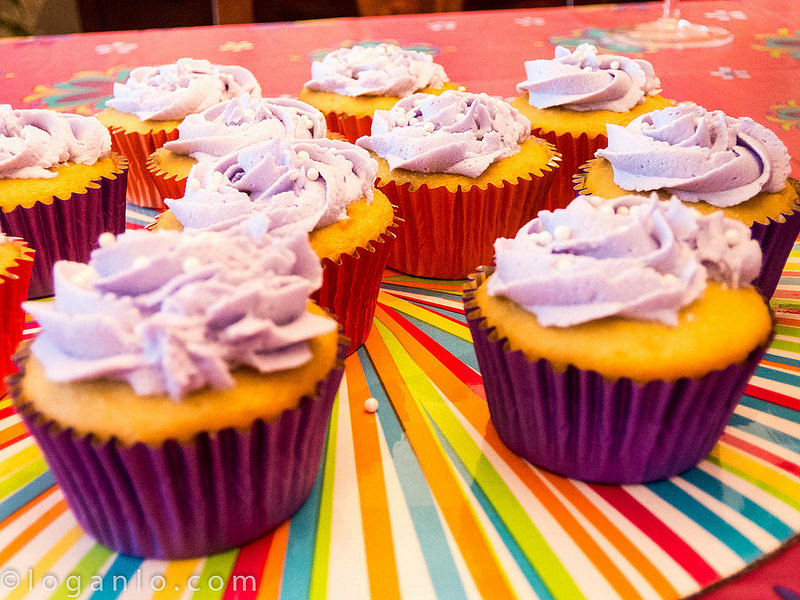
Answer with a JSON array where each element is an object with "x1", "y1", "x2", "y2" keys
[
  {"x1": 463, "y1": 267, "x2": 774, "y2": 484},
  {"x1": 0, "y1": 157, "x2": 128, "y2": 299},
  {"x1": 0, "y1": 242, "x2": 33, "y2": 395},
  {"x1": 323, "y1": 111, "x2": 373, "y2": 144},
  {"x1": 9, "y1": 339, "x2": 347, "y2": 559}
]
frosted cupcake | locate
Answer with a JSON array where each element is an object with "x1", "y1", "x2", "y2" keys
[
  {"x1": 156, "y1": 137, "x2": 396, "y2": 354},
  {"x1": 357, "y1": 89, "x2": 560, "y2": 279},
  {"x1": 300, "y1": 43, "x2": 459, "y2": 143},
  {"x1": 0, "y1": 231, "x2": 33, "y2": 395},
  {"x1": 577, "y1": 103, "x2": 800, "y2": 297},
  {"x1": 0, "y1": 106, "x2": 127, "y2": 298},
  {"x1": 464, "y1": 194, "x2": 773, "y2": 483},
  {"x1": 97, "y1": 59, "x2": 261, "y2": 208},
  {"x1": 147, "y1": 95, "x2": 327, "y2": 200},
  {"x1": 11, "y1": 223, "x2": 343, "y2": 558},
  {"x1": 511, "y1": 44, "x2": 671, "y2": 205}
]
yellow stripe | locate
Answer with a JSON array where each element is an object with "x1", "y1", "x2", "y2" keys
[
  {"x1": 377, "y1": 292, "x2": 471, "y2": 342},
  {"x1": 0, "y1": 399, "x2": 11, "y2": 411},
  {"x1": 0, "y1": 444, "x2": 39, "y2": 478},
  {"x1": 152, "y1": 560, "x2": 202, "y2": 600}
]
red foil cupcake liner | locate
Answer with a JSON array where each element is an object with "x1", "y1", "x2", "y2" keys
[
  {"x1": 313, "y1": 220, "x2": 398, "y2": 355},
  {"x1": 9, "y1": 339, "x2": 347, "y2": 559},
  {"x1": 463, "y1": 267, "x2": 774, "y2": 484},
  {"x1": 107, "y1": 126, "x2": 179, "y2": 209},
  {"x1": 0, "y1": 241, "x2": 33, "y2": 395},
  {"x1": 532, "y1": 128, "x2": 605, "y2": 208},
  {"x1": 379, "y1": 157, "x2": 560, "y2": 280},
  {"x1": 146, "y1": 152, "x2": 188, "y2": 202},
  {"x1": 323, "y1": 111, "x2": 373, "y2": 144},
  {"x1": 0, "y1": 157, "x2": 128, "y2": 299}
]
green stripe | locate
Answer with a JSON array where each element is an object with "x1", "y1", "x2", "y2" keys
[
  {"x1": 775, "y1": 324, "x2": 800, "y2": 338},
  {"x1": 0, "y1": 457, "x2": 48, "y2": 500},
  {"x1": 308, "y1": 394, "x2": 339, "y2": 600},
  {"x1": 771, "y1": 338, "x2": 800, "y2": 354},
  {"x1": 706, "y1": 456, "x2": 800, "y2": 512},
  {"x1": 190, "y1": 550, "x2": 238, "y2": 600},
  {"x1": 376, "y1": 321, "x2": 586, "y2": 600},
  {"x1": 49, "y1": 545, "x2": 114, "y2": 600}
]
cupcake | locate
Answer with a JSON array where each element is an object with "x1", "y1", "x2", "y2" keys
[
  {"x1": 0, "y1": 232, "x2": 33, "y2": 395},
  {"x1": 10, "y1": 222, "x2": 344, "y2": 558},
  {"x1": 511, "y1": 44, "x2": 671, "y2": 205},
  {"x1": 0, "y1": 105, "x2": 128, "y2": 298},
  {"x1": 464, "y1": 194, "x2": 774, "y2": 484},
  {"x1": 577, "y1": 103, "x2": 800, "y2": 298},
  {"x1": 299, "y1": 43, "x2": 459, "y2": 143},
  {"x1": 155, "y1": 137, "x2": 397, "y2": 355},
  {"x1": 96, "y1": 58, "x2": 261, "y2": 209},
  {"x1": 356, "y1": 89, "x2": 560, "y2": 279},
  {"x1": 147, "y1": 95, "x2": 328, "y2": 201}
]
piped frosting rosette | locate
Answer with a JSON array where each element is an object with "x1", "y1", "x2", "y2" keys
[
  {"x1": 102, "y1": 58, "x2": 261, "y2": 209},
  {"x1": 577, "y1": 103, "x2": 800, "y2": 297},
  {"x1": 0, "y1": 231, "x2": 33, "y2": 393},
  {"x1": 464, "y1": 194, "x2": 773, "y2": 483},
  {"x1": 0, "y1": 106, "x2": 127, "y2": 298},
  {"x1": 148, "y1": 95, "x2": 327, "y2": 200},
  {"x1": 163, "y1": 137, "x2": 396, "y2": 354},
  {"x1": 11, "y1": 223, "x2": 345, "y2": 558},
  {"x1": 356, "y1": 89, "x2": 560, "y2": 278}
]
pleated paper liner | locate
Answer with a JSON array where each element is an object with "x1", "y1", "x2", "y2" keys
[
  {"x1": 323, "y1": 111, "x2": 373, "y2": 144},
  {"x1": 146, "y1": 151, "x2": 188, "y2": 202},
  {"x1": 533, "y1": 127, "x2": 606, "y2": 207},
  {"x1": 107, "y1": 124, "x2": 179, "y2": 209},
  {"x1": 0, "y1": 155, "x2": 128, "y2": 299},
  {"x1": 313, "y1": 216, "x2": 399, "y2": 355},
  {"x1": 9, "y1": 337, "x2": 347, "y2": 559},
  {"x1": 379, "y1": 152, "x2": 561, "y2": 280},
  {"x1": 575, "y1": 162, "x2": 800, "y2": 299},
  {"x1": 0, "y1": 240, "x2": 33, "y2": 395},
  {"x1": 463, "y1": 267, "x2": 775, "y2": 484}
]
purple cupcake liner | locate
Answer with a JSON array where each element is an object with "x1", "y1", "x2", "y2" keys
[
  {"x1": 0, "y1": 156, "x2": 128, "y2": 299},
  {"x1": 9, "y1": 339, "x2": 346, "y2": 559},
  {"x1": 464, "y1": 267, "x2": 774, "y2": 484}
]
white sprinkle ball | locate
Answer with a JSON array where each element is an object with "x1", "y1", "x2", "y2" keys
[
  {"x1": 610, "y1": 60, "x2": 620, "y2": 70},
  {"x1": 297, "y1": 150, "x2": 310, "y2": 161},
  {"x1": 132, "y1": 256, "x2": 151, "y2": 269},
  {"x1": 183, "y1": 256, "x2": 202, "y2": 273},
  {"x1": 72, "y1": 269, "x2": 94, "y2": 288},
  {"x1": 556, "y1": 257, "x2": 572, "y2": 270},
  {"x1": 207, "y1": 183, "x2": 219, "y2": 193},
  {"x1": 553, "y1": 225, "x2": 571, "y2": 241},
  {"x1": 663, "y1": 273, "x2": 678, "y2": 285},
  {"x1": 616, "y1": 206, "x2": 630, "y2": 216},
  {"x1": 589, "y1": 196, "x2": 603, "y2": 207},
  {"x1": 364, "y1": 397, "x2": 379, "y2": 413},
  {"x1": 188, "y1": 178, "x2": 201, "y2": 190},
  {"x1": 97, "y1": 232, "x2": 116, "y2": 248},
  {"x1": 423, "y1": 121, "x2": 435, "y2": 133},
  {"x1": 408, "y1": 117, "x2": 419, "y2": 126},
  {"x1": 724, "y1": 228, "x2": 741, "y2": 247},
  {"x1": 537, "y1": 230, "x2": 553, "y2": 245},
  {"x1": 599, "y1": 205, "x2": 615, "y2": 216},
  {"x1": 211, "y1": 171, "x2": 225, "y2": 184},
  {"x1": 583, "y1": 66, "x2": 592, "y2": 72},
  {"x1": 306, "y1": 167, "x2": 320, "y2": 181}
]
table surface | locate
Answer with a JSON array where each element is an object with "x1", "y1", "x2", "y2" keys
[{"x1": 2, "y1": 2, "x2": 800, "y2": 599}]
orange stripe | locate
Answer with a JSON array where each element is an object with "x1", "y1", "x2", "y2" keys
[
  {"x1": 761, "y1": 359, "x2": 800, "y2": 374},
  {"x1": 256, "y1": 523, "x2": 289, "y2": 600},
  {"x1": 0, "y1": 423, "x2": 28, "y2": 446},
  {"x1": 376, "y1": 306, "x2": 676, "y2": 600},
  {"x1": 364, "y1": 328, "x2": 517, "y2": 600},
  {"x1": 776, "y1": 316, "x2": 800, "y2": 327},
  {"x1": 0, "y1": 499, "x2": 68, "y2": 565},
  {"x1": 344, "y1": 361, "x2": 401, "y2": 600},
  {"x1": 0, "y1": 485, "x2": 58, "y2": 529}
]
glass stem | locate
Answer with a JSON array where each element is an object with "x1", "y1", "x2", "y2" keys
[{"x1": 662, "y1": 0, "x2": 680, "y2": 20}]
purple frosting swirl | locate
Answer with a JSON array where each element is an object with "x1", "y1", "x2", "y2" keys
[
  {"x1": 107, "y1": 58, "x2": 261, "y2": 121},
  {"x1": 166, "y1": 137, "x2": 377, "y2": 235},
  {"x1": 24, "y1": 223, "x2": 336, "y2": 400},
  {"x1": 356, "y1": 90, "x2": 530, "y2": 177},
  {"x1": 304, "y1": 43, "x2": 448, "y2": 97},
  {"x1": 164, "y1": 95, "x2": 326, "y2": 160},
  {"x1": 488, "y1": 194, "x2": 761, "y2": 327},
  {"x1": 596, "y1": 103, "x2": 792, "y2": 207},
  {"x1": 0, "y1": 105, "x2": 111, "y2": 179},
  {"x1": 516, "y1": 44, "x2": 661, "y2": 112}
]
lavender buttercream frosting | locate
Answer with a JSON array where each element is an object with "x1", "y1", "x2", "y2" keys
[
  {"x1": 596, "y1": 103, "x2": 792, "y2": 207},
  {"x1": 516, "y1": 44, "x2": 661, "y2": 112},
  {"x1": 356, "y1": 90, "x2": 530, "y2": 177},
  {"x1": 106, "y1": 58, "x2": 261, "y2": 121},
  {"x1": 167, "y1": 137, "x2": 377, "y2": 234},
  {"x1": 24, "y1": 222, "x2": 336, "y2": 400},
  {"x1": 487, "y1": 194, "x2": 761, "y2": 327},
  {"x1": 164, "y1": 95, "x2": 326, "y2": 160},
  {"x1": 0, "y1": 105, "x2": 111, "y2": 179},
  {"x1": 304, "y1": 43, "x2": 448, "y2": 97}
]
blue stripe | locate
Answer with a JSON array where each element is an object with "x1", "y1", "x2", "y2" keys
[
  {"x1": 681, "y1": 469, "x2": 794, "y2": 541},
  {"x1": 647, "y1": 480, "x2": 762, "y2": 562},
  {"x1": 380, "y1": 282, "x2": 461, "y2": 302},
  {"x1": 387, "y1": 311, "x2": 479, "y2": 372},
  {"x1": 755, "y1": 365, "x2": 800, "y2": 388},
  {"x1": 740, "y1": 395, "x2": 800, "y2": 425},
  {"x1": 728, "y1": 413, "x2": 800, "y2": 455},
  {"x1": 88, "y1": 555, "x2": 143, "y2": 600},
  {"x1": 124, "y1": 202, "x2": 160, "y2": 220},
  {"x1": 357, "y1": 348, "x2": 468, "y2": 600},
  {"x1": 431, "y1": 420, "x2": 556, "y2": 600},
  {"x1": 763, "y1": 352, "x2": 800, "y2": 370},
  {"x1": 0, "y1": 471, "x2": 55, "y2": 522}
]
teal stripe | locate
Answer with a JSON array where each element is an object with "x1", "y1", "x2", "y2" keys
[
  {"x1": 88, "y1": 555, "x2": 143, "y2": 600},
  {"x1": 763, "y1": 352, "x2": 800, "y2": 370},
  {"x1": 432, "y1": 420, "x2": 555, "y2": 600},
  {"x1": 755, "y1": 365, "x2": 800, "y2": 388},
  {"x1": 681, "y1": 469, "x2": 794, "y2": 541},
  {"x1": 740, "y1": 395, "x2": 800, "y2": 425},
  {"x1": 279, "y1": 430, "x2": 328, "y2": 600},
  {"x1": 647, "y1": 480, "x2": 762, "y2": 562},
  {"x1": 392, "y1": 311, "x2": 479, "y2": 372},
  {"x1": 778, "y1": 276, "x2": 800, "y2": 285},
  {"x1": 0, "y1": 471, "x2": 55, "y2": 522},
  {"x1": 728, "y1": 413, "x2": 800, "y2": 455},
  {"x1": 357, "y1": 348, "x2": 468, "y2": 600},
  {"x1": 381, "y1": 283, "x2": 460, "y2": 302}
]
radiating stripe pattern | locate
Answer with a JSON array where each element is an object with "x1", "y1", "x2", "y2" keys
[{"x1": 3, "y1": 255, "x2": 800, "y2": 599}]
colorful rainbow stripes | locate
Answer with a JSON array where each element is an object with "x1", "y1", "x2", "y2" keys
[{"x1": 3, "y1": 258, "x2": 800, "y2": 599}]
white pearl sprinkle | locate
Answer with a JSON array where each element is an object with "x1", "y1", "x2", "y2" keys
[
  {"x1": 211, "y1": 171, "x2": 225, "y2": 184},
  {"x1": 423, "y1": 122, "x2": 435, "y2": 133},
  {"x1": 297, "y1": 150, "x2": 310, "y2": 161},
  {"x1": 413, "y1": 99, "x2": 423, "y2": 108},
  {"x1": 364, "y1": 397, "x2": 379, "y2": 413},
  {"x1": 188, "y1": 178, "x2": 201, "y2": 190},
  {"x1": 72, "y1": 269, "x2": 94, "y2": 288},
  {"x1": 610, "y1": 60, "x2": 620, "y2": 70},
  {"x1": 183, "y1": 256, "x2": 202, "y2": 273},
  {"x1": 302, "y1": 116, "x2": 314, "y2": 129},
  {"x1": 556, "y1": 257, "x2": 572, "y2": 270},
  {"x1": 588, "y1": 196, "x2": 603, "y2": 207},
  {"x1": 132, "y1": 256, "x2": 151, "y2": 269},
  {"x1": 408, "y1": 117, "x2": 419, "y2": 126},
  {"x1": 724, "y1": 228, "x2": 741, "y2": 246},
  {"x1": 306, "y1": 167, "x2": 319, "y2": 181},
  {"x1": 599, "y1": 205, "x2": 615, "y2": 216},
  {"x1": 207, "y1": 182, "x2": 219, "y2": 193},
  {"x1": 553, "y1": 225, "x2": 571, "y2": 241},
  {"x1": 616, "y1": 205, "x2": 630, "y2": 216},
  {"x1": 663, "y1": 273, "x2": 678, "y2": 285},
  {"x1": 537, "y1": 230, "x2": 553, "y2": 245},
  {"x1": 97, "y1": 232, "x2": 116, "y2": 248},
  {"x1": 583, "y1": 66, "x2": 592, "y2": 72}
]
